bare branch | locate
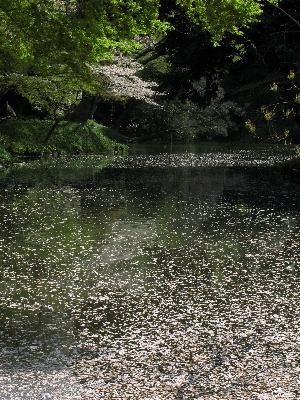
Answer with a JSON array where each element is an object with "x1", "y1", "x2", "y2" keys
[{"x1": 268, "y1": 2, "x2": 300, "y2": 28}]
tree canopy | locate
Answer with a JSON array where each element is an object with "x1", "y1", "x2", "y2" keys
[
  {"x1": 0, "y1": 0, "x2": 169, "y2": 115},
  {"x1": 0, "y1": 0, "x2": 281, "y2": 69},
  {"x1": 0, "y1": 0, "x2": 284, "y2": 134},
  {"x1": 175, "y1": 0, "x2": 280, "y2": 41},
  {"x1": 133, "y1": 0, "x2": 300, "y2": 142}
]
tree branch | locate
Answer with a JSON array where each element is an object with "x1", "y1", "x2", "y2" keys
[
  {"x1": 0, "y1": 6, "x2": 38, "y2": 40},
  {"x1": 268, "y1": 2, "x2": 300, "y2": 28}
]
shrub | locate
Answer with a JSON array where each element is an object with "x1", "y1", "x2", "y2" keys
[{"x1": 0, "y1": 119, "x2": 128, "y2": 162}]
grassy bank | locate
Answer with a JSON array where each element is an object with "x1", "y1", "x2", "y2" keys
[{"x1": 0, "y1": 119, "x2": 128, "y2": 163}]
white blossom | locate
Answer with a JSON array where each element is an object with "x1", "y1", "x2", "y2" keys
[{"x1": 96, "y1": 56, "x2": 161, "y2": 105}]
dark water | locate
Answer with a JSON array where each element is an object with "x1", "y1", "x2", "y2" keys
[{"x1": 1, "y1": 144, "x2": 300, "y2": 399}]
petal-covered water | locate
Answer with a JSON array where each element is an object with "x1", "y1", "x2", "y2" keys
[{"x1": 0, "y1": 144, "x2": 300, "y2": 399}]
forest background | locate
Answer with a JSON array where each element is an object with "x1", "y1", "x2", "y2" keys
[{"x1": 0, "y1": 0, "x2": 299, "y2": 161}]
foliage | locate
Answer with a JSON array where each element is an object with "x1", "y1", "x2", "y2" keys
[
  {"x1": 142, "y1": 0, "x2": 300, "y2": 142},
  {"x1": 245, "y1": 69, "x2": 300, "y2": 143},
  {"x1": 0, "y1": 1, "x2": 168, "y2": 73},
  {"x1": 0, "y1": 0, "x2": 289, "y2": 145},
  {"x1": 109, "y1": 87, "x2": 242, "y2": 141},
  {"x1": 0, "y1": 137, "x2": 12, "y2": 163},
  {"x1": 175, "y1": 0, "x2": 280, "y2": 42},
  {"x1": 145, "y1": 16, "x2": 238, "y2": 107},
  {"x1": 0, "y1": 0, "x2": 169, "y2": 116},
  {"x1": 245, "y1": 119, "x2": 256, "y2": 134},
  {"x1": 231, "y1": 0, "x2": 300, "y2": 142},
  {"x1": 0, "y1": 119, "x2": 127, "y2": 159},
  {"x1": 0, "y1": 1, "x2": 284, "y2": 112},
  {"x1": 121, "y1": 26, "x2": 244, "y2": 140}
]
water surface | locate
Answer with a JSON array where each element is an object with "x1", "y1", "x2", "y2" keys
[{"x1": 1, "y1": 144, "x2": 300, "y2": 399}]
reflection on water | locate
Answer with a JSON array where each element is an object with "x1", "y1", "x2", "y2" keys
[{"x1": 1, "y1": 145, "x2": 300, "y2": 398}]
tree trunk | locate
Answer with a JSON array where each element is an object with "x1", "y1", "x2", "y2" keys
[
  {"x1": 89, "y1": 95, "x2": 99, "y2": 120},
  {"x1": 44, "y1": 119, "x2": 60, "y2": 144}
]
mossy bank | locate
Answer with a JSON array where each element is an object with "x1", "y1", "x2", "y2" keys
[{"x1": 0, "y1": 119, "x2": 128, "y2": 163}]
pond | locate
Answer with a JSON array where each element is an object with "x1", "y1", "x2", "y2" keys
[{"x1": 0, "y1": 143, "x2": 300, "y2": 399}]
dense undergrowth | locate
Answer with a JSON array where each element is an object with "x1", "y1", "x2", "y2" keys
[{"x1": 0, "y1": 119, "x2": 128, "y2": 163}]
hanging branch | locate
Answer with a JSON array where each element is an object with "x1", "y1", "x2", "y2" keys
[{"x1": 268, "y1": 2, "x2": 300, "y2": 28}]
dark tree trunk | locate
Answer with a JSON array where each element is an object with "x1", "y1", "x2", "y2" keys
[
  {"x1": 89, "y1": 95, "x2": 100, "y2": 120},
  {"x1": 67, "y1": 96, "x2": 98, "y2": 123},
  {"x1": 44, "y1": 119, "x2": 60, "y2": 144}
]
